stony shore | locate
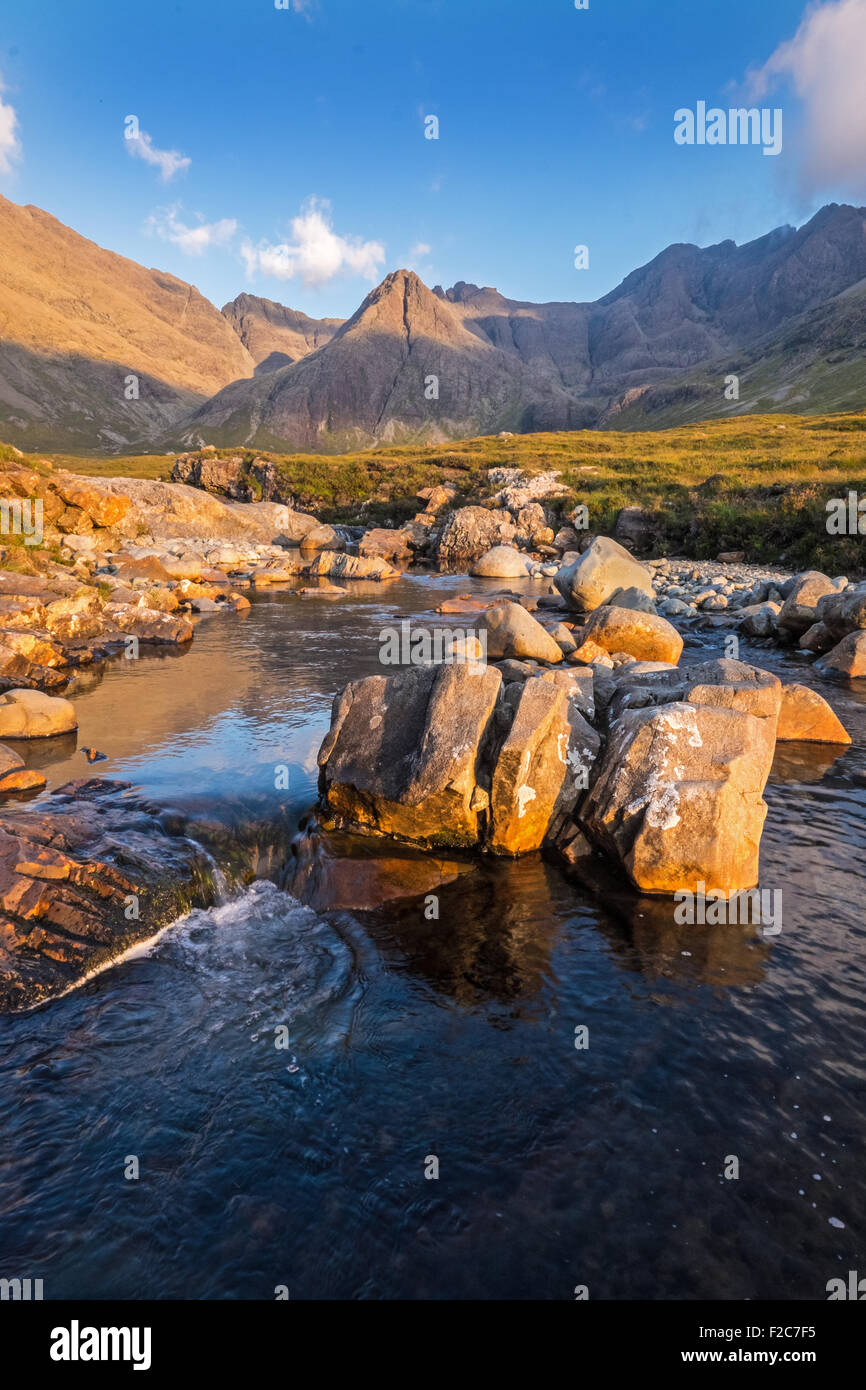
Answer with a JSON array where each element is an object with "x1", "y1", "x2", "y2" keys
[{"x1": 0, "y1": 455, "x2": 862, "y2": 1009}]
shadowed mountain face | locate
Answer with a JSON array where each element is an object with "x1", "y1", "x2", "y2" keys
[
  {"x1": 0, "y1": 194, "x2": 254, "y2": 451},
  {"x1": 183, "y1": 270, "x2": 593, "y2": 452},
  {"x1": 221, "y1": 293, "x2": 343, "y2": 373},
  {"x1": 1, "y1": 195, "x2": 865, "y2": 453},
  {"x1": 184, "y1": 203, "x2": 866, "y2": 451}
]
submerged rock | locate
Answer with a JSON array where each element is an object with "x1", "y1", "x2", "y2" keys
[{"x1": 287, "y1": 823, "x2": 476, "y2": 911}]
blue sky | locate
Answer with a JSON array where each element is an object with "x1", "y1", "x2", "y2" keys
[{"x1": 1, "y1": 0, "x2": 864, "y2": 317}]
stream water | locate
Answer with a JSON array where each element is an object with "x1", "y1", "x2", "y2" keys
[{"x1": 0, "y1": 574, "x2": 864, "y2": 1300}]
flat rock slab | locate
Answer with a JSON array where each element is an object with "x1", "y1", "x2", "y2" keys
[{"x1": 0, "y1": 780, "x2": 219, "y2": 1012}]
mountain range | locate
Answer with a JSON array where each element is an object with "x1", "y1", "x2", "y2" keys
[{"x1": 0, "y1": 192, "x2": 864, "y2": 453}]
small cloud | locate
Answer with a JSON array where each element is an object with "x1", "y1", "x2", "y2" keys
[
  {"x1": 406, "y1": 241, "x2": 433, "y2": 276},
  {"x1": 146, "y1": 206, "x2": 237, "y2": 255},
  {"x1": 241, "y1": 198, "x2": 385, "y2": 287},
  {"x1": 126, "y1": 127, "x2": 191, "y2": 182},
  {"x1": 744, "y1": 0, "x2": 866, "y2": 197},
  {"x1": 0, "y1": 75, "x2": 22, "y2": 175}
]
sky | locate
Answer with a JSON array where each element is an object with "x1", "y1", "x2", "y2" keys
[{"x1": 1, "y1": 0, "x2": 865, "y2": 318}]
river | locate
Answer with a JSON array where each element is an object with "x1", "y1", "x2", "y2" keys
[{"x1": 0, "y1": 574, "x2": 864, "y2": 1299}]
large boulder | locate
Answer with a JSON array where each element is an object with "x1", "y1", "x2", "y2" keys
[
  {"x1": 305, "y1": 551, "x2": 400, "y2": 582},
  {"x1": 580, "y1": 605, "x2": 683, "y2": 664},
  {"x1": 777, "y1": 572, "x2": 845, "y2": 635},
  {"x1": 613, "y1": 507, "x2": 657, "y2": 552},
  {"x1": 52, "y1": 474, "x2": 132, "y2": 529},
  {"x1": 740, "y1": 602, "x2": 781, "y2": 638},
  {"x1": 488, "y1": 677, "x2": 599, "y2": 854},
  {"x1": 470, "y1": 545, "x2": 531, "y2": 579},
  {"x1": 479, "y1": 602, "x2": 563, "y2": 663},
  {"x1": 816, "y1": 584, "x2": 866, "y2": 640},
  {"x1": 300, "y1": 523, "x2": 344, "y2": 551},
  {"x1": 358, "y1": 528, "x2": 412, "y2": 565},
  {"x1": 318, "y1": 662, "x2": 600, "y2": 856},
  {"x1": 555, "y1": 536, "x2": 654, "y2": 612},
  {"x1": 815, "y1": 631, "x2": 866, "y2": 678},
  {"x1": 437, "y1": 507, "x2": 516, "y2": 571},
  {"x1": 604, "y1": 658, "x2": 781, "y2": 735},
  {"x1": 777, "y1": 685, "x2": 851, "y2": 744},
  {"x1": 319, "y1": 662, "x2": 502, "y2": 848},
  {"x1": 0, "y1": 688, "x2": 78, "y2": 738},
  {"x1": 42, "y1": 591, "x2": 106, "y2": 642},
  {"x1": 581, "y1": 701, "x2": 776, "y2": 894},
  {"x1": 682, "y1": 658, "x2": 781, "y2": 728},
  {"x1": 77, "y1": 477, "x2": 315, "y2": 544}
]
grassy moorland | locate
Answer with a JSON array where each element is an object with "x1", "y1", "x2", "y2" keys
[{"x1": 6, "y1": 411, "x2": 866, "y2": 571}]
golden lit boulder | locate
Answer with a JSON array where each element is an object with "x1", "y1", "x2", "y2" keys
[
  {"x1": 489, "y1": 676, "x2": 599, "y2": 854},
  {"x1": 43, "y1": 589, "x2": 106, "y2": 641},
  {"x1": 776, "y1": 684, "x2": 851, "y2": 744},
  {"x1": 300, "y1": 524, "x2": 344, "y2": 552},
  {"x1": 0, "y1": 689, "x2": 78, "y2": 738},
  {"x1": 567, "y1": 636, "x2": 611, "y2": 665},
  {"x1": 53, "y1": 476, "x2": 132, "y2": 529},
  {"x1": 683, "y1": 658, "x2": 781, "y2": 727},
  {"x1": 581, "y1": 605, "x2": 683, "y2": 664},
  {"x1": 358, "y1": 528, "x2": 412, "y2": 564},
  {"x1": 478, "y1": 602, "x2": 563, "y2": 663},
  {"x1": 0, "y1": 768, "x2": 46, "y2": 794},
  {"x1": 581, "y1": 701, "x2": 776, "y2": 894}
]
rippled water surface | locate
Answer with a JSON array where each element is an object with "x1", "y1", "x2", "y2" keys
[{"x1": 1, "y1": 575, "x2": 865, "y2": 1299}]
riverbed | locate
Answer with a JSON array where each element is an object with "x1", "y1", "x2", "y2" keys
[{"x1": 0, "y1": 573, "x2": 864, "y2": 1299}]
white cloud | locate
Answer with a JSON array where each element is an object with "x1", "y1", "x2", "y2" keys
[
  {"x1": 745, "y1": 0, "x2": 866, "y2": 196},
  {"x1": 126, "y1": 128, "x2": 191, "y2": 182},
  {"x1": 146, "y1": 206, "x2": 237, "y2": 255},
  {"x1": 406, "y1": 241, "x2": 433, "y2": 275},
  {"x1": 0, "y1": 76, "x2": 21, "y2": 175},
  {"x1": 241, "y1": 199, "x2": 385, "y2": 287}
]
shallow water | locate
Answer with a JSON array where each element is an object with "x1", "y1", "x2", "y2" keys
[{"x1": 1, "y1": 575, "x2": 865, "y2": 1300}]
